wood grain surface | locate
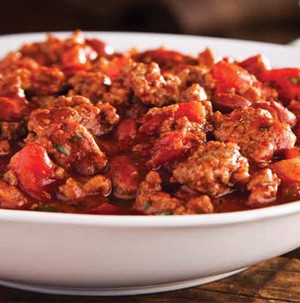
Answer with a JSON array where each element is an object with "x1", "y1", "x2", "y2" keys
[{"x1": 0, "y1": 249, "x2": 299, "y2": 303}]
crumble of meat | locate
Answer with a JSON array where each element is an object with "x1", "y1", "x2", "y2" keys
[
  {"x1": 173, "y1": 141, "x2": 250, "y2": 197},
  {"x1": 247, "y1": 168, "x2": 280, "y2": 206},
  {"x1": 214, "y1": 107, "x2": 296, "y2": 166}
]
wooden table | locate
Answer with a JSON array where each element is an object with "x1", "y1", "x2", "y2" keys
[{"x1": 0, "y1": 249, "x2": 299, "y2": 303}]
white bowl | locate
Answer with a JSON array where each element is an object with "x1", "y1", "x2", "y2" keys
[{"x1": 0, "y1": 32, "x2": 299, "y2": 296}]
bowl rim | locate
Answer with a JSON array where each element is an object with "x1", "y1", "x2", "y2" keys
[
  {"x1": 0, "y1": 31, "x2": 299, "y2": 227},
  {"x1": 0, "y1": 201, "x2": 299, "y2": 228}
]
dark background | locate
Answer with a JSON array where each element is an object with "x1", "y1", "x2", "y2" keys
[{"x1": 1, "y1": 0, "x2": 300, "y2": 44}]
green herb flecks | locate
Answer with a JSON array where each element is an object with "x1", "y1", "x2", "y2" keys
[
  {"x1": 290, "y1": 77, "x2": 300, "y2": 85},
  {"x1": 259, "y1": 125, "x2": 272, "y2": 131},
  {"x1": 53, "y1": 144, "x2": 69, "y2": 155},
  {"x1": 34, "y1": 203, "x2": 57, "y2": 212},
  {"x1": 69, "y1": 133, "x2": 83, "y2": 143},
  {"x1": 159, "y1": 210, "x2": 172, "y2": 216},
  {"x1": 144, "y1": 201, "x2": 151, "y2": 210}
]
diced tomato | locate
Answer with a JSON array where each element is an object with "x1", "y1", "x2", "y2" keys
[
  {"x1": 0, "y1": 97, "x2": 28, "y2": 121},
  {"x1": 213, "y1": 94, "x2": 252, "y2": 113},
  {"x1": 115, "y1": 119, "x2": 137, "y2": 141},
  {"x1": 271, "y1": 158, "x2": 300, "y2": 184},
  {"x1": 281, "y1": 147, "x2": 300, "y2": 159},
  {"x1": 110, "y1": 156, "x2": 139, "y2": 199},
  {"x1": 148, "y1": 131, "x2": 191, "y2": 168},
  {"x1": 239, "y1": 54, "x2": 270, "y2": 76},
  {"x1": 61, "y1": 45, "x2": 88, "y2": 74},
  {"x1": 198, "y1": 48, "x2": 215, "y2": 69},
  {"x1": 101, "y1": 57, "x2": 128, "y2": 79},
  {"x1": 86, "y1": 38, "x2": 114, "y2": 56},
  {"x1": 139, "y1": 113, "x2": 167, "y2": 136},
  {"x1": 8, "y1": 143, "x2": 59, "y2": 200},
  {"x1": 293, "y1": 121, "x2": 300, "y2": 144},
  {"x1": 175, "y1": 101, "x2": 205, "y2": 123},
  {"x1": 91, "y1": 202, "x2": 143, "y2": 215},
  {"x1": 136, "y1": 48, "x2": 187, "y2": 66},
  {"x1": 259, "y1": 68, "x2": 300, "y2": 104},
  {"x1": 213, "y1": 61, "x2": 259, "y2": 94}
]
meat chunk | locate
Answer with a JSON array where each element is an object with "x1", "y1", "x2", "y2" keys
[
  {"x1": 0, "y1": 122, "x2": 27, "y2": 140},
  {"x1": 68, "y1": 71, "x2": 111, "y2": 102},
  {"x1": 110, "y1": 156, "x2": 139, "y2": 200},
  {"x1": 129, "y1": 62, "x2": 181, "y2": 107},
  {"x1": 29, "y1": 66, "x2": 66, "y2": 95},
  {"x1": 58, "y1": 175, "x2": 111, "y2": 201},
  {"x1": 186, "y1": 195, "x2": 214, "y2": 214},
  {"x1": 0, "y1": 180, "x2": 28, "y2": 209},
  {"x1": 48, "y1": 95, "x2": 119, "y2": 136},
  {"x1": 134, "y1": 171, "x2": 214, "y2": 214},
  {"x1": 173, "y1": 142, "x2": 250, "y2": 197},
  {"x1": 133, "y1": 171, "x2": 186, "y2": 215},
  {"x1": 214, "y1": 107, "x2": 296, "y2": 166},
  {"x1": 247, "y1": 168, "x2": 280, "y2": 206},
  {"x1": 27, "y1": 118, "x2": 107, "y2": 176},
  {"x1": 139, "y1": 100, "x2": 212, "y2": 136}
]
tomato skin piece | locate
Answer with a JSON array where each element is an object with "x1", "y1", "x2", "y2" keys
[
  {"x1": 8, "y1": 143, "x2": 59, "y2": 200},
  {"x1": 213, "y1": 93, "x2": 252, "y2": 113},
  {"x1": 136, "y1": 49, "x2": 186, "y2": 66},
  {"x1": 0, "y1": 97, "x2": 28, "y2": 121},
  {"x1": 86, "y1": 39, "x2": 113, "y2": 56},
  {"x1": 258, "y1": 68, "x2": 300, "y2": 103},
  {"x1": 139, "y1": 114, "x2": 167, "y2": 136},
  {"x1": 281, "y1": 147, "x2": 300, "y2": 159},
  {"x1": 61, "y1": 45, "x2": 88, "y2": 75},
  {"x1": 239, "y1": 54, "x2": 270, "y2": 76},
  {"x1": 115, "y1": 119, "x2": 137, "y2": 141},
  {"x1": 101, "y1": 57, "x2": 128, "y2": 79},
  {"x1": 212, "y1": 61, "x2": 258, "y2": 94},
  {"x1": 175, "y1": 101, "x2": 205, "y2": 123},
  {"x1": 148, "y1": 131, "x2": 191, "y2": 168}
]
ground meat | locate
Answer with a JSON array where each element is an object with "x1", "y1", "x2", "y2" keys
[
  {"x1": 0, "y1": 180, "x2": 28, "y2": 209},
  {"x1": 134, "y1": 171, "x2": 214, "y2": 214},
  {"x1": 214, "y1": 107, "x2": 296, "y2": 166},
  {"x1": 27, "y1": 113, "x2": 107, "y2": 176},
  {"x1": 58, "y1": 175, "x2": 111, "y2": 201},
  {"x1": 0, "y1": 74, "x2": 26, "y2": 99},
  {"x1": 173, "y1": 65, "x2": 209, "y2": 89},
  {"x1": 186, "y1": 195, "x2": 214, "y2": 214},
  {"x1": 0, "y1": 122, "x2": 27, "y2": 140},
  {"x1": 129, "y1": 62, "x2": 181, "y2": 107},
  {"x1": 46, "y1": 95, "x2": 119, "y2": 136},
  {"x1": 139, "y1": 99, "x2": 212, "y2": 136},
  {"x1": 133, "y1": 171, "x2": 186, "y2": 215},
  {"x1": 0, "y1": 140, "x2": 10, "y2": 156},
  {"x1": 247, "y1": 168, "x2": 280, "y2": 206},
  {"x1": 173, "y1": 141, "x2": 250, "y2": 197},
  {"x1": 181, "y1": 84, "x2": 208, "y2": 102},
  {"x1": 68, "y1": 71, "x2": 111, "y2": 103},
  {"x1": 29, "y1": 66, "x2": 66, "y2": 95}
]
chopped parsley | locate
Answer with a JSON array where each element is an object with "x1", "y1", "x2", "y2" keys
[
  {"x1": 144, "y1": 201, "x2": 151, "y2": 210},
  {"x1": 259, "y1": 125, "x2": 272, "y2": 131},
  {"x1": 159, "y1": 210, "x2": 172, "y2": 216},
  {"x1": 69, "y1": 133, "x2": 83, "y2": 143},
  {"x1": 34, "y1": 203, "x2": 57, "y2": 212},
  {"x1": 53, "y1": 144, "x2": 68, "y2": 155},
  {"x1": 290, "y1": 77, "x2": 300, "y2": 85}
]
